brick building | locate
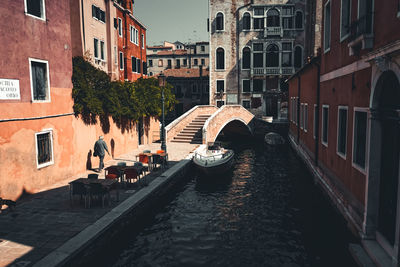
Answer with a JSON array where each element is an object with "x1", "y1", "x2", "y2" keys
[
  {"x1": 288, "y1": 0, "x2": 400, "y2": 265},
  {"x1": 147, "y1": 41, "x2": 210, "y2": 76},
  {"x1": 209, "y1": 0, "x2": 314, "y2": 118},
  {"x1": 0, "y1": 0, "x2": 157, "y2": 201}
]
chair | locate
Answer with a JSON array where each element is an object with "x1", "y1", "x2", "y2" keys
[
  {"x1": 87, "y1": 183, "x2": 110, "y2": 208},
  {"x1": 124, "y1": 168, "x2": 139, "y2": 185},
  {"x1": 70, "y1": 182, "x2": 89, "y2": 207},
  {"x1": 105, "y1": 166, "x2": 119, "y2": 180},
  {"x1": 156, "y1": 150, "x2": 168, "y2": 169},
  {"x1": 88, "y1": 173, "x2": 99, "y2": 179}
]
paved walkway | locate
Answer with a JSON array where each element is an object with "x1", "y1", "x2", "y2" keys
[{"x1": 0, "y1": 142, "x2": 199, "y2": 267}]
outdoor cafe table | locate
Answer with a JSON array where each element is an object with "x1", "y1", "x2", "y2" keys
[
  {"x1": 135, "y1": 152, "x2": 168, "y2": 171},
  {"x1": 104, "y1": 165, "x2": 146, "y2": 184},
  {"x1": 69, "y1": 177, "x2": 119, "y2": 202}
]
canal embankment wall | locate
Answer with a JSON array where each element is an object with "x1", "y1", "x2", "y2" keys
[{"x1": 33, "y1": 157, "x2": 194, "y2": 267}]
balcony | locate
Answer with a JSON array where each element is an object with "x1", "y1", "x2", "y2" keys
[
  {"x1": 348, "y1": 13, "x2": 374, "y2": 55},
  {"x1": 264, "y1": 27, "x2": 283, "y2": 38},
  {"x1": 251, "y1": 67, "x2": 294, "y2": 76}
]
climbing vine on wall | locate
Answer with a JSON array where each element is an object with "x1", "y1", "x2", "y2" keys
[{"x1": 72, "y1": 56, "x2": 176, "y2": 131}]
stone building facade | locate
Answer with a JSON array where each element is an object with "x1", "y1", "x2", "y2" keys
[
  {"x1": 209, "y1": 0, "x2": 314, "y2": 118},
  {"x1": 147, "y1": 41, "x2": 210, "y2": 76}
]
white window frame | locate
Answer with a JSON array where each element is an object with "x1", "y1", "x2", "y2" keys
[
  {"x1": 304, "y1": 103, "x2": 308, "y2": 132},
  {"x1": 119, "y1": 51, "x2": 124, "y2": 70},
  {"x1": 130, "y1": 25, "x2": 134, "y2": 43},
  {"x1": 114, "y1": 46, "x2": 118, "y2": 65},
  {"x1": 141, "y1": 34, "x2": 144, "y2": 49},
  {"x1": 24, "y1": 0, "x2": 46, "y2": 21},
  {"x1": 321, "y1": 105, "x2": 329, "y2": 147},
  {"x1": 340, "y1": 0, "x2": 352, "y2": 41},
  {"x1": 93, "y1": 38, "x2": 99, "y2": 59},
  {"x1": 100, "y1": 40, "x2": 105, "y2": 61},
  {"x1": 29, "y1": 58, "x2": 51, "y2": 103},
  {"x1": 324, "y1": 0, "x2": 331, "y2": 53},
  {"x1": 242, "y1": 99, "x2": 251, "y2": 109},
  {"x1": 242, "y1": 12, "x2": 252, "y2": 31},
  {"x1": 118, "y1": 18, "x2": 123, "y2": 37},
  {"x1": 215, "y1": 11, "x2": 225, "y2": 31},
  {"x1": 352, "y1": 107, "x2": 369, "y2": 174},
  {"x1": 313, "y1": 104, "x2": 318, "y2": 139},
  {"x1": 216, "y1": 79, "x2": 225, "y2": 93},
  {"x1": 337, "y1": 106, "x2": 348, "y2": 159},
  {"x1": 242, "y1": 79, "x2": 251, "y2": 93},
  {"x1": 35, "y1": 129, "x2": 54, "y2": 169}
]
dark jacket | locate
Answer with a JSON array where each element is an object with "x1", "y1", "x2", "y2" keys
[{"x1": 94, "y1": 139, "x2": 109, "y2": 157}]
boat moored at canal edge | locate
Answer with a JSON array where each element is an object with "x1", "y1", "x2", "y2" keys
[{"x1": 193, "y1": 143, "x2": 234, "y2": 175}]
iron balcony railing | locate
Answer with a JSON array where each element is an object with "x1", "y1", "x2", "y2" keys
[
  {"x1": 349, "y1": 13, "x2": 373, "y2": 42},
  {"x1": 251, "y1": 67, "x2": 294, "y2": 76},
  {"x1": 264, "y1": 27, "x2": 283, "y2": 37}
]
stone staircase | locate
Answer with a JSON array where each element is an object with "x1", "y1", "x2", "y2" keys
[{"x1": 171, "y1": 114, "x2": 211, "y2": 144}]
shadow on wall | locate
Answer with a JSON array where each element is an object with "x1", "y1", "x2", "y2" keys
[
  {"x1": 86, "y1": 149, "x2": 92, "y2": 170},
  {"x1": 111, "y1": 139, "x2": 115, "y2": 159}
]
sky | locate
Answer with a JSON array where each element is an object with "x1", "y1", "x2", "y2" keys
[{"x1": 132, "y1": 0, "x2": 209, "y2": 46}]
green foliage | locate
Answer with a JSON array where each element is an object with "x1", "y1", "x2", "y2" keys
[{"x1": 71, "y1": 57, "x2": 177, "y2": 130}]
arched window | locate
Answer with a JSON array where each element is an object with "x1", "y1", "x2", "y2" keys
[
  {"x1": 294, "y1": 46, "x2": 303, "y2": 68},
  {"x1": 266, "y1": 9, "x2": 280, "y2": 27},
  {"x1": 295, "y1": 11, "x2": 303, "y2": 29},
  {"x1": 243, "y1": 13, "x2": 251, "y2": 30},
  {"x1": 242, "y1": 47, "x2": 251, "y2": 69},
  {"x1": 216, "y1": 48, "x2": 225, "y2": 70},
  {"x1": 266, "y1": 44, "x2": 279, "y2": 67},
  {"x1": 216, "y1": 12, "x2": 224, "y2": 31}
]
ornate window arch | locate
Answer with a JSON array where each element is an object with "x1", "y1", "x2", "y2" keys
[
  {"x1": 266, "y1": 8, "x2": 280, "y2": 27},
  {"x1": 242, "y1": 47, "x2": 251, "y2": 69},
  {"x1": 216, "y1": 47, "x2": 225, "y2": 70},
  {"x1": 295, "y1": 10, "x2": 303, "y2": 29},
  {"x1": 266, "y1": 44, "x2": 279, "y2": 67},
  {"x1": 216, "y1": 12, "x2": 224, "y2": 31},
  {"x1": 294, "y1": 45, "x2": 303, "y2": 68},
  {"x1": 243, "y1": 12, "x2": 251, "y2": 30}
]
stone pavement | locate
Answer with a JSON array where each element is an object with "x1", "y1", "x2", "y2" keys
[{"x1": 0, "y1": 142, "x2": 199, "y2": 267}]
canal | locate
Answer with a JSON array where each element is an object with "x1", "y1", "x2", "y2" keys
[{"x1": 101, "y1": 141, "x2": 358, "y2": 266}]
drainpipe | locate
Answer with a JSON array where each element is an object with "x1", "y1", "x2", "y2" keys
[
  {"x1": 314, "y1": 61, "x2": 321, "y2": 166},
  {"x1": 297, "y1": 76, "x2": 301, "y2": 143},
  {"x1": 123, "y1": 8, "x2": 128, "y2": 80},
  {"x1": 81, "y1": 0, "x2": 86, "y2": 51},
  {"x1": 236, "y1": 0, "x2": 253, "y2": 104}
]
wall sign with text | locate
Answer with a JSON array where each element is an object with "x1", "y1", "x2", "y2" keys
[{"x1": 0, "y1": 79, "x2": 20, "y2": 100}]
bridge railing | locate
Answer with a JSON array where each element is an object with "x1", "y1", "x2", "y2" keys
[
  {"x1": 202, "y1": 105, "x2": 255, "y2": 144},
  {"x1": 165, "y1": 105, "x2": 218, "y2": 142}
]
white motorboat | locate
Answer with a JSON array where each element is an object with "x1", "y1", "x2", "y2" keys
[{"x1": 193, "y1": 143, "x2": 235, "y2": 175}]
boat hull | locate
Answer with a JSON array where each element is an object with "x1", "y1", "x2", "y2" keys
[{"x1": 193, "y1": 151, "x2": 235, "y2": 176}]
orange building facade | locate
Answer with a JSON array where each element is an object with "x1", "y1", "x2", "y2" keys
[{"x1": 0, "y1": 0, "x2": 158, "y2": 201}]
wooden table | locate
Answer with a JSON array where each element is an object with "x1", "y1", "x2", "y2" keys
[{"x1": 69, "y1": 178, "x2": 119, "y2": 204}]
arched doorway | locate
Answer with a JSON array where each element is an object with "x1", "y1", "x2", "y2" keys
[{"x1": 368, "y1": 70, "x2": 400, "y2": 257}]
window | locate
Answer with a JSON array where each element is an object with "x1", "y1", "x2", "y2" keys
[
  {"x1": 130, "y1": 26, "x2": 134, "y2": 43},
  {"x1": 201, "y1": 59, "x2": 205, "y2": 65},
  {"x1": 340, "y1": 0, "x2": 351, "y2": 39},
  {"x1": 143, "y1": 62, "x2": 147, "y2": 75},
  {"x1": 254, "y1": 8, "x2": 264, "y2": 16},
  {"x1": 304, "y1": 104, "x2": 308, "y2": 132},
  {"x1": 294, "y1": 46, "x2": 303, "y2": 68},
  {"x1": 282, "y1": 42, "x2": 292, "y2": 67},
  {"x1": 119, "y1": 52, "x2": 124, "y2": 70},
  {"x1": 242, "y1": 47, "x2": 251, "y2": 69},
  {"x1": 137, "y1": 58, "x2": 141, "y2": 73},
  {"x1": 183, "y1": 59, "x2": 187, "y2": 66},
  {"x1": 194, "y1": 59, "x2": 198, "y2": 66},
  {"x1": 114, "y1": 46, "x2": 117, "y2": 65},
  {"x1": 25, "y1": 0, "x2": 45, "y2": 20},
  {"x1": 201, "y1": 45, "x2": 205, "y2": 52},
  {"x1": 158, "y1": 59, "x2": 163, "y2": 67},
  {"x1": 300, "y1": 103, "x2": 304, "y2": 129},
  {"x1": 35, "y1": 130, "x2": 54, "y2": 168},
  {"x1": 176, "y1": 59, "x2": 180, "y2": 68},
  {"x1": 91, "y1": 5, "x2": 105, "y2": 23},
  {"x1": 322, "y1": 105, "x2": 329, "y2": 146},
  {"x1": 283, "y1": 17, "x2": 293, "y2": 29},
  {"x1": 337, "y1": 106, "x2": 348, "y2": 158},
  {"x1": 282, "y1": 6, "x2": 293, "y2": 16},
  {"x1": 253, "y1": 43, "x2": 263, "y2": 68},
  {"x1": 132, "y1": 56, "x2": 137, "y2": 72},
  {"x1": 358, "y1": 0, "x2": 373, "y2": 35},
  {"x1": 353, "y1": 109, "x2": 368, "y2": 170},
  {"x1": 267, "y1": 9, "x2": 280, "y2": 27},
  {"x1": 216, "y1": 48, "x2": 225, "y2": 70},
  {"x1": 253, "y1": 18, "x2": 264, "y2": 29},
  {"x1": 242, "y1": 100, "x2": 251, "y2": 109},
  {"x1": 217, "y1": 80, "x2": 224, "y2": 93},
  {"x1": 243, "y1": 79, "x2": 250, "y2": 93},
  {"x1": 149, "y1": 59, "x2": 153, "y2": 67},
  {"x1": 141, "y1": 34, "x2": 144, "y2": 49},
  {"x1": 313, "y1": 104, "x2": 318, "y2": 139},
  {"x1": 216, "y1": 12, "x2": 224, "y2": 31},
  {"x1": 100, "y1": 41, "x2": 105, "y2": 61},
  {"x1": 167, "y1": 59, "x2": 172, "y2": 69},
  {"x1": 266, "y1": 44, "x2": 279, "y2": 67},
  {"x1": 118, "y1": 18, "x2": 123, "y2": 37},
  {"x1": 29, "y1": 58, "x2": 50, "y2": 102},
  {"x1": 243, "y1": 13, "x2": 251, "y2": 30},
  {"x1": 94, "y1": 38, "x2": 99, "y2": 59},
  {"x1": 295, "y1": 11, "x2": 303, "y2": 29},
  {"x1": 324, "y1": 1, "x2": 331, "y2": 52},
  {"x1": 253, "y1": 79, "x2": 263, "y2": 92},
  {"x1": 217, "y1": 100, "x2": 225, "y2": 108}
]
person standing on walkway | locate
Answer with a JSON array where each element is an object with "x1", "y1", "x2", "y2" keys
[{"x1": 93, "y1": 136, "x2": 110, "y2": 171}]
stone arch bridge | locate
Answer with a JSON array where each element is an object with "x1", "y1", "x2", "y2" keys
[{"x1": 166, "y1": 105, "x2": 286, "y2": 145}]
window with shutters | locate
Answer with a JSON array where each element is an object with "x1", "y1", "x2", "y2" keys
[
  {"x1": 35, "y1": 130, "x2": 54, "y2": 168},
  {"x1": 29, "y1": 58, "x2": 50, "y2": 102}
]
